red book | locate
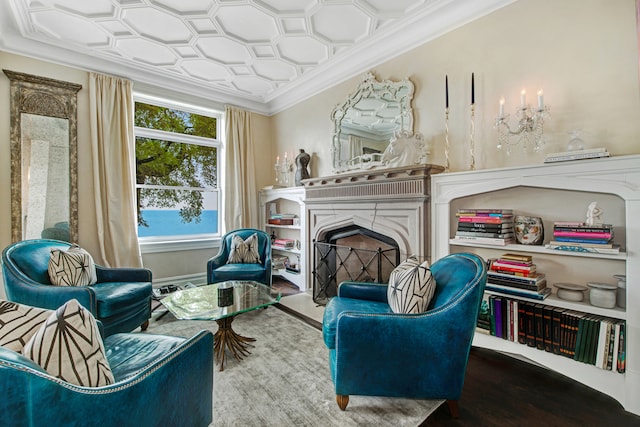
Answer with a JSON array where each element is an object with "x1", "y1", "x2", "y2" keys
[{"x1": 553, "y1": 231, "x2": 612, "y2": 238}]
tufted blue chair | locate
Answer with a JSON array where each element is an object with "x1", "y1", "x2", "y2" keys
[
  {"x1": 207, "y1": 228, "x2": 272, "y2": 286},
  {"x1": 322, "y1": 252, "x2": 487, "y2": 417},
  {"x1": 0, "y1": 329, "x2": 214, "y2": 427},
  {"x1": 2, "y1": 239, "x2": 153, "y2": 337}
]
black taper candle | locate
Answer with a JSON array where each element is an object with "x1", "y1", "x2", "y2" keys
[
  {"x1": 445, "y1": 75, "x2": 449, "y2": 109},
  {"x1": 471, "y1": 72, "x2": 475, "y2": 104}
]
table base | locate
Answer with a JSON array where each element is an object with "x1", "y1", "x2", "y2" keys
[{"x1": 214, "y1": 315, "x2": 255, "y2": 371}]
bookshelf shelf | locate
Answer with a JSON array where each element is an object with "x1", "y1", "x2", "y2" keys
[
  {"x1": 449, "y1": 239, "x2": 626, "y2": 260},
  {"x1": 432, "y1": 155, "x2": 640, "y2": 416},
  {"x1": 259, "y1": 187, "x2": 307, "y2": 292}
]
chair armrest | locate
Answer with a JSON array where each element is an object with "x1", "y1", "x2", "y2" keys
[
  {"x1": 3, "y1": 276, "x2": 98, "y2": 315},
  {"x1": 95, "y1": 266, "x2": 152, "y2": 283},
  {"x1": 0, "y1": 330, "x2": 214, "y2": 426},
  {"x1": 337, "y1": 281, "x2": 388, "y2": 302}
]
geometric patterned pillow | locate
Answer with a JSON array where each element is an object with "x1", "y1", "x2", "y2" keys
[
  {"x1": 0, "y1": 300, "x2": 52, "y2": 353},
  {"x1": 48, "y1": 244, "x2": 98, "y2": 287},
  {"x1": 22, "y1": 299, "x2": 114, "y2": 387},
  {"x1": 227, "y1": 233, "x2": 262, "y2": 264},
  {"x1": 387, "y1": 256, "x2": 436, "y2": 314}
]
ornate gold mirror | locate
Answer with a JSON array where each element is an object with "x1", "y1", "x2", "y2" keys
[
  {"x1": 331, "y1": 72, "x2": 423, "y2": 172},
  {"x1": 4, "y1": 70, "x2": 81, "y2": 243}
]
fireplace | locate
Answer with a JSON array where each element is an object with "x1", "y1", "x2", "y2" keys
[
  {"x1": 312, "y1": 225, "x2": 400, "y2": 304},
  {"x1": 303, "y1": 164, "x2": 444, "y2": 302}
]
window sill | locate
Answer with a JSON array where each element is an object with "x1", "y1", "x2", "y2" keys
[{"x1": 139, "y1": 237, "x2": 220, "y2": 254}]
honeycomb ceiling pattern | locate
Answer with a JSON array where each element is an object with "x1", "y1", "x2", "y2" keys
[{"x1": 4, "y1": 0, "x2": 515, "y2": 113}]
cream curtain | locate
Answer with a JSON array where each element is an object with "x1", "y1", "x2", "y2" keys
[
  {"x1": 224, "y1": 105, "x2": 258, "y2": 232},
  {"x1": 89, "y1": 73, "x2": 142, "y2": 268}
]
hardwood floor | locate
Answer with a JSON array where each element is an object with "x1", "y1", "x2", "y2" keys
[{"x1": 422, "y1": 347, "x2": 640, "y2": 427}]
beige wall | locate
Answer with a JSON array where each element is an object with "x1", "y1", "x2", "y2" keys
[{"x1": 271, "y1": 0, "x2": 640, "y2": 178}]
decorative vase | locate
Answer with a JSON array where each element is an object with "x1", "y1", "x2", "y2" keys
[{"x1": 514, "y1": 216, "x2": 544, "y2": 245}]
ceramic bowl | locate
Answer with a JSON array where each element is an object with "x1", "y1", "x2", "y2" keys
[
  {"x1": 554, "y1": 283, "x2": 587, "y2": 302},
  {"x1": 587, "y1": 282, "x2": 617, "y2": 309}
]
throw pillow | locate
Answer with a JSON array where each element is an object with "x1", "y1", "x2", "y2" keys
[
  {"x1": 48, "y1": 244, "x2": 98, "y2": 286},
  {"x1": 227, "y1": 233, "x2": 262, "y2": 264},
  {"x1": 0, "y1": 300, "x2": 52, "y2": 352},
  {"x1": 23, "y1": 299, "x2": 114, "y2": 387},
  {"x1": 387, "y1": 256, "x2": 436, "y2": 314}
]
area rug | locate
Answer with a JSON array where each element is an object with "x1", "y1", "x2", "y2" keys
[{"x1": 145, "y1": 307, "x2": 442, "y2": 426}]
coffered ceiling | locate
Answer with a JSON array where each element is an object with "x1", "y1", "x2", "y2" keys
[{"x1": 0, "y1": 0, "x2": 516, "y2": 114}]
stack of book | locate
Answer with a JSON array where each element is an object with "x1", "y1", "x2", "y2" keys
[
  {"x1": 272, "y1": 238, "x2": 296, "y2": 250},
  {"x1": 268, "y1": 213, "x2": 297, "y2": 225},
  {"x1": 272, "y1": 255, "x2": 288, "y2": 270},
  {"x1": 545, "y1": 222, "x2": 619, "y2": 254},
  {"x1": 477, "y1": 294, "x2": 626, "y2": 373},
  {"x1": 544, "y1": 147, "x2": 610, "y2": 163},
  {"x1": 454, "y1": 209, "x2": 515, "y2": 245},
  {"x1": 486, "y1": 253, "x2": 550, "y2": 300}
]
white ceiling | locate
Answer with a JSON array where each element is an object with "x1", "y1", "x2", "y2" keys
[{"x1": 0, "y1": 0, "x2": 516, "y2": 115}]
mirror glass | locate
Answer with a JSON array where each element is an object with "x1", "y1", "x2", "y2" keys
[
  {"x1": 4, "y1": 70, "x2": 81, "y2": 243},
  {"x1": 331, "y1": 73, "x2": 415, "y2": 172}
]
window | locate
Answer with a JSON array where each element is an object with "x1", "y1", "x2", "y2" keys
[{"x1": 134, "y1": 96, "x2": 222, "y2": 248}]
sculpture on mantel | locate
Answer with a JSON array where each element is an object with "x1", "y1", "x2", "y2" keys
[
  {"x1": 585, "y1": 201, "x2": 604, "y2": 226},
  {"x1": 381, "y1": 131, "x2": 429, "y2": 168},
  {"x1": 295, "y1": 149, "x2": 310, "y2": 186}
]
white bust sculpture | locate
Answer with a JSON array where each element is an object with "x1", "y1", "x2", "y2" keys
[
  {"x1": 380, "y1": 131, "x2": 428, "y2": 168},
  {"x1": 585, "y1": 201, "x2": 603, "y2": 226}
]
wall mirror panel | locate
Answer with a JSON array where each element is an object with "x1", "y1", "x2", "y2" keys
[
  {"x1": 331, "y1": 72, "x2": 423, "y2": 172},
  {"x1": 4, "y1": 70, "x2": 81, "y2": 243}
]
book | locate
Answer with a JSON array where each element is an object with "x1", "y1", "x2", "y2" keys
[
  {"x1": 524, "y1": 302, "x2": 536, "y2": 347},
  {"x1": 453, "y1": 235, "x2": 515, "y2": 245},
  {"x1": 553, "y1": 231, "x2": 612, "y2": 239},
  {"x1": 487, "y1": 270, "x2": 545, "y2": 282},
  {"x1": 548, "y1": 240, "x2": 614, "y2": 249},
  {"x1": 486, "y1": 276, "x2": 547, "y2": 292},
  {"x1": 500, "y1": 253, "x2": 533, "y2": 262},
  {"x1": 456, "y1": 208, "x2": 514, "y2": 215},
  {"x1": 486, "y1": 284, "x2": 551, "y2": 300},
  {"x1": 552, "y1": 307, "x2": 565, "y2": 355},
  {"x1": 544, "y1": 149, "x2": 610, "y2": 163},
  {"x1": 545, "y1": 244, "x2": 621, "y2": 255},
  {"x1": 458, "y1": 217, "x2": 513, "y2": 225},
  {"x1": 543, "y1": 306, "x2": 553, "y2": 352},
  {"x1": 457, "y1": 222, "x2": 514, "y2": 231},
  {"x1": 517, "y1": 302, "x2": 527, "y2": 344},
  {"x1": 456, "y1": 231, "x2": 515, "y2": 238},
  {"x1": 268, "y1": 218, "x2": 295, "y2": 225},
  {"x1": 551, "y1": 236, "x2": 612, "y2": 244},
  {"x1": 534, "y1": 304, "x2": 544, "y2": 350},
  {"x1": 491, "y1": 260, "x2": 536, "y2": 272},
  {"x1": 617, "y1": 322, "x2": 626, "y2": 373}
]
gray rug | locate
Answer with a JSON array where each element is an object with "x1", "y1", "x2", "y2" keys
[{"x1": 146, "y1": 307, "x2": 442, "y2": 427}]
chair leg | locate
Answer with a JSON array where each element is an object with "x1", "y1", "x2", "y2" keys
[
  {"x1": 446, "y1": 400, "x2": 459, "y2": 419},
  {"x1": 336, "y1": 395, "x2": 349, "y2": 411},
  {"x1": 140, "y1": 320, "x2": 149, "y2": 331}
]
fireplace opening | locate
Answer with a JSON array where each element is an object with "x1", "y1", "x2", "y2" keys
[{"x1": 312, "y1": 225, "x2": 400, "y2": 305}]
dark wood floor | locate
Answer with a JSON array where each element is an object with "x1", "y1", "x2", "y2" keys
[{"x1": 422, "y1": 347, "x2": 640, "y2": 427}]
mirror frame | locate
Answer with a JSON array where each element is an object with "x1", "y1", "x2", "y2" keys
[
  {"x1": 331, "y1": 72, "x2": 415, "y2": 173},
  {"x1": 4, "y1": 69, "x2": 82, "y2": 243}
]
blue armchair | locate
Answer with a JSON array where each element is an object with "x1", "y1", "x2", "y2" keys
[
  {"x1": 0, "y1": 329, "x2": 214, "y2": 427},
  {"x1": 2, "y1": 239, "x2": 153, "y2": 337},
  {"x1": 322, "y1": 252, "x2": 487, "y2": 417},
  {"x1": 207, "y1": 228, "x2": 272, "y2": 286}
]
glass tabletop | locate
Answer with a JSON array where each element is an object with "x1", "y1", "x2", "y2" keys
[{"x1": 160, "y1": 281, "x2": 281, "y2": 321}]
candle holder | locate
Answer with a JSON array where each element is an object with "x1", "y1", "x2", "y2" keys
[
  {"x1": 444, "y1": 107, "x2": 450, "y2": 172},
  {"x1": 495, "y1": 103, "x2": 550, "y2": 154},
  {"x1": 469, "y1": 103, "x2": 476, "y2": 170},
  {"x1": 274, "y1": 155, "x2": 292, "y2": 185}
]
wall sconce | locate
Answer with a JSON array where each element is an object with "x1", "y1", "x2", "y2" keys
[
  {"x1": 495, "y1": 89, "x2": 550, "y2": 154},
  {"x1": 274, "y1": 152, "x2": 292, "y2": 185}
]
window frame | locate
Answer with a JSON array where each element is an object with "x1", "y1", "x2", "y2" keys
[{"x1": 133, "y1": 93, "x2": 224, "y2": 253}]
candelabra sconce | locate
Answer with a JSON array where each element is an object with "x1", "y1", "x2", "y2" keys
[
  {"x1": 274, "y1": 154, "x2": 293, "y2": 185},
  {"x1": 495, "y1": 90, "x2": 550, "y2": 155}
]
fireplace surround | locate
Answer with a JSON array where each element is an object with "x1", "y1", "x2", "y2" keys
[{"x1": 303, "y1": 164, "x2": 444, "y2": 295}]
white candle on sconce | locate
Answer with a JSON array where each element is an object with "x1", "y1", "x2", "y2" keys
[
  {"x1": 499, "y1": 97, "x2": 505, "y2": 117},
  {"x1": 276, "y1": 155, "x2": 280, "y2": 165},
  {"x1": 537, "y1": 89, "x2": 544, "y2": 110},
  {"x1": 520, "y1": 89, "x2": 526, "y2": 108}
]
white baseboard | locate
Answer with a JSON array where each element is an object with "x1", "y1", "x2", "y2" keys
[{"x1": 153, "y1": 273, "x2": 207, "y2": 288}]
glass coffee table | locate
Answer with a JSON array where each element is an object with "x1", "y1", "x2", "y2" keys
[{"x1": 161, "y1": 280, "x2": 281, "y2": 371}]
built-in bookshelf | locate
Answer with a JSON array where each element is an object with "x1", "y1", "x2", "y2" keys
[
  {"x1": 259, "y1": 187, "x2": 307, "y2": 291},
  {"x1": 431, "y1": 155, "x2": 640, "y2": 416}
]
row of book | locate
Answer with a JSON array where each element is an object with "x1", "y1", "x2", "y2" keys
[
  {"x1": 486, "y1": 253, "x2": 551, "y2": 300},
  {"x1": 545, "y1": 221, "x2": 620, "y2": 254},
  {"x1": 267, "y1": 213, "x2": 298, "y2": 226},
  {"x1": 272, "y1": 238, "x2": 296, "y2": 250},
  {"x1": 453, "y1": 209, "x2": 515, "y2": 246},
  {"x1": 477, "y1": 295, "x2": 626, "y2": 372}
]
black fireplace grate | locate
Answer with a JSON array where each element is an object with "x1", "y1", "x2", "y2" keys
[{"x1": 312, "y1": 241, "x2": 399, "y2": 305}]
